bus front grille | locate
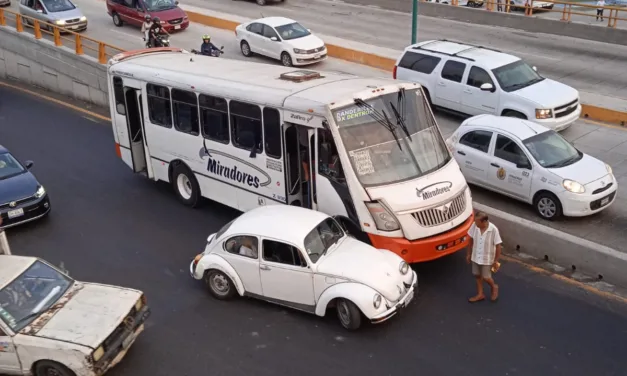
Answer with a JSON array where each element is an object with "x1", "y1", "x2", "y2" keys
[{"x1": 411, "y1": 190, "x2": 466, "y2": 227}]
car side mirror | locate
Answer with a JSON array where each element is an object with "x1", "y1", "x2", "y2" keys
[
  {"x1": 516, "y1": 159, "x2": 531, "y2": 170},
  {"x1": 116, "y1": 103, "x2": 126, "y2": 115},
  {"x1": 480, "y1": 83, "x2": 494, "y2": 92},
  {"x1": 36, "y1": 9, "x2": 43, "y2": 13},
  {"x1": 270, "y1": 36, "x2": 278, "y2": 41},
  {"x1": 532, "y1": 66, "x2": 538, "y2": 72},
  {"x1": 24, "y1": 160, "x2": 34, "y2": 169}
]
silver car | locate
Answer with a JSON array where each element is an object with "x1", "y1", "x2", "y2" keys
[
  {"x1": 19, "y1": 0, "x2": 87, "y2": 32},
  {"x1": 0, "y1": 0, "x2": 10, "y2": 7}
]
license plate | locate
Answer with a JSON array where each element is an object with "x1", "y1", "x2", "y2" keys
[
  {"x1": 7, "y1": 208, "x2": 24, "y2": 219},
  {"x1": 404, "y1": 290, "x2": 414, "y2": 306},
  {"x1": 174, "y1": 25, "x2": 181, "y2": 29},
  {"x1": 71, "y1": 25, "x2": 79, "y2": 30},
  {"x1": 313, "y1": 54, "x2": 321, "y2": 59},
  {"x1": 601, "y1": 197, "x2": 610, "y2": 206},
  {"x1": 122, "y1": 334, "x2": 134, "y2": 349}
]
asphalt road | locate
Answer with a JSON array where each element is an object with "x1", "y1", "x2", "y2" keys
[{"x1": 2, "y1": 80, "x2": 627, "y2": 376}]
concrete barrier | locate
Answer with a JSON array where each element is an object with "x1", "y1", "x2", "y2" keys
[
  {"x1": 475, "y1": 202, "x2": 627, "y2": 288},
  {"x1": 0, "y1": 26, "x2": 108, "y2": 107}
]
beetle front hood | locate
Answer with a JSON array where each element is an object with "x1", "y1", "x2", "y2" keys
[
  {"x1": 316, "y1": 237, "x2": 407, "y2": 302},
  {"x1": 26, "y1": 282, "x2": 141, "y2": 349}
]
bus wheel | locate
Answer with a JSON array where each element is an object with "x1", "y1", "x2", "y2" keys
[{"x1": 172, "y1": 165, "x2": 201, "y2": 208}]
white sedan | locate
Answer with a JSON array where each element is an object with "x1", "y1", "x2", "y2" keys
[
  {"x1": 235, "y1": 17, "x2": 327, "y2": 67},
  {"x1": 189, "y1": 205, "x2": 418, "y2": 330},
  {"x1": 446, "y1": 114, "x2": 617, "y2": 220}
]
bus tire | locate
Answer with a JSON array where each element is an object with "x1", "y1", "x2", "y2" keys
[{"x1": 172, "y1": 164, "x2": 201, "y2": 208}]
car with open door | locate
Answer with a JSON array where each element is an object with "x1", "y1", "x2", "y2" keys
[{"x1": 189, "y1": 205, "x2": 418, "y2": 331}]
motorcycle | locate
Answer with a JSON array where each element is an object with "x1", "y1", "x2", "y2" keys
[
  {"x1": 146, "y1": 33, "x2": 170, "y2": 48},
  {"x1": 191, "y1": 46, "x2": 224, "y2": 57}
]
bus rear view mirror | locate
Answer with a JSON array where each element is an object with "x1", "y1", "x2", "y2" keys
[{"x1": 116, "y1": 104, "x2": 126, "y2": 115}]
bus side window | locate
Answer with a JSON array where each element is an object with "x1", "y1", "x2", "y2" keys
[
  {"x1": 112, "y1": 77, "x2": 126, "y2": 115},
  {"x1": 199, "y1": 95, "x2": 229, "y2": 144},
  {"x1": 146, "y1": 84, "x2": 172, "y2": 128},
  {"x1": 263, "y1": 107, "x2": 281, "y2": 159},
  {"x1": 318, "y1": 129, "x2": 345, "y2": 183},
  {"x1": 230, "y1": 101, "x2": 262, "y2": 156},
  {"x1": 171, "y1": 89, "x2": 199, "y2": 136}
]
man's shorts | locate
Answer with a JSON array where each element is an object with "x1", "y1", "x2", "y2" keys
[{"x1": 472, "y1": 262, "x2": 492, "y2": 279}]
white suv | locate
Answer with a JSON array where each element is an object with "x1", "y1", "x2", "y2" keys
[{"x1": 393, "y1": 40, "x2": 581, "y2": 132}]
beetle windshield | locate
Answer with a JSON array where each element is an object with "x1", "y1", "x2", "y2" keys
[
  {"x1": 304, "y1": 218, "x2": 344, "y2": 263},
  {"x1": 0, "y1": 261, "x2": 73, "y2": 332}
]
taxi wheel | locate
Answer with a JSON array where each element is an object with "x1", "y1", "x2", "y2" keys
[
  {"x1": 34, "y1": 360, "x2": 76, "y2": 376},
  {"x1": 336, "y1": 298, "x2": 362, "y2": 330},
  {"x1": 205, "y1": 270, "x2": 236, "y2": 300},
  {"x1": 534, "y1": 192, "x2": 562, "y2": 220}
]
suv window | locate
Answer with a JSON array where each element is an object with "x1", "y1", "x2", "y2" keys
[
  {"x1": 495, "y1": 135, "x2": 529, "y2": 165},
  {"x1": 224, "y1": 236, "x2": 259, "y2": 259},
  {"x1": 467, "y1": 67, "x2": 494, "y2": 88},
  {"x1": 441, "y1": 60, "x2": 466, "y2": 83},
  {"x1": 247, "y1": 23, "x2": 263, "y2": 34},
  {"x1": 459, "y1": 130, "x2": 492, "y2": 153},
  {"x1": 398, "y1": 52, "x2": 441, "y2": 74},
  {"x1": 262, "y1": 240, "x2": 307, "y2": 267}
]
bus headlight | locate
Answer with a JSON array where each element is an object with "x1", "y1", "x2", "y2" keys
[
  {"x1": 35, "y1": 186, "x2": 46, "y2": 198},
  {"x1": 92, "y1": 346, "x2": 105, "y2": 362},
  {"x1": 399, "y1": 261, "x2": 409, "y2": 275},
  {"x1": 365, "y1": 201, "x2": 400, "y2": 231},
  {"x1": 373, "y1": 293, "x2": 382, "y2": 309}
]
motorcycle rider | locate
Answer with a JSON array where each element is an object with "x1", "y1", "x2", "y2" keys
[
  {"x1": 141, "y1": 15, "x2": 153, "y2": 45},
  {"x1": 148, "y1": 17, "x2": 168, "y2": 48},
  {"x1": 199, "y1": 34, "x2": 221, "y2": 56}
]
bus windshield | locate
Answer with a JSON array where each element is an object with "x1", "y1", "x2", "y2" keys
[{"x1": 333, "y1": 89, "x2": 451, "y2": 187}]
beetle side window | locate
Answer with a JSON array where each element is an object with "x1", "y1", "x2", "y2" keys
[
  {"x1": 262, "y1": 240, "x2": 307, "y2": 267},
  {"x1": 466, "y1": 67, "x2": 494, "y2": 88},
  {"x1": 398, "y1": 52, "x2": 441, "y2": 74},
  {"x1": 495, "y1": 135, "x2": 530, "y2": 166},
  {"x1": 441, "y1": 60, "x2": 466, "y2": 83},
  {"x1": 459, "y1": 130, "x2": 493, "y2": 153},
  {"x1": 224, "y1": 236, "x2": 259, "y2": 259}
]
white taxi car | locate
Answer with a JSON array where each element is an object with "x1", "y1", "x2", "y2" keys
[
  {"x1": 235, "y1": 17, "x2": 327, "y2": 67},
  {"x1": 446, "y1": 115, "x2": 617, "y2": 220},
  {"x1": 0, "y1": 255, "x2": 150, "y2": 376},
  {"x1": 189, "y1": 205, "x2": 418, "y2": 331}
]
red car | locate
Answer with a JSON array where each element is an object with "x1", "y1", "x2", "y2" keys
[{"x1": 106, "y1": 0, "x2": 189, "y2": 33}]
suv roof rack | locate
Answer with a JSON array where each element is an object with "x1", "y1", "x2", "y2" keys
[{"x1": 411, "y1": 39, "x2": 503, "y2": 62}]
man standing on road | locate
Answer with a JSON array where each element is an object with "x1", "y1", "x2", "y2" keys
[
  {"x1": 466, "y1": 210, "x2": 502, "y2": 303},
  {"x1": 0, "y1": 217, "x2": 11, "y2": 255},
  {"x1": 596, "y1": 0, "x2": 605, "y2": 21}
]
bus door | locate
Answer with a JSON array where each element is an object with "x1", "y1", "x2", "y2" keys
[
  {"x1": 123, "y1": 87, "x2": 147, "y2": 174},
  {"x1": 283, "y1": 123, "x2": 316, "y2": 210}
]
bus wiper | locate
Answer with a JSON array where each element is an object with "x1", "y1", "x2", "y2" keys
[
  {"x1": 354, "y1": 99, "x2": 403, "y2": 151},
  {"x1": 390, "y1": 89, "x2": 412, "y2": 141}
]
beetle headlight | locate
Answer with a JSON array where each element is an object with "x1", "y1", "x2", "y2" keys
[
  {"x1": 373, "y1": 293, "x2": 382, "y2": 309},
  {"x1": 563, "y1": 179, "x2": 585, "y2": 194},
  {"x1": 35, "y1": 185, "x2": 46, "y2": 198},
  {"x1": 92, "y1": 346, "x2": 105, "y2": 362},
  {"x1": 399, "y1": 261, "x2": 409, "y2": 275}
]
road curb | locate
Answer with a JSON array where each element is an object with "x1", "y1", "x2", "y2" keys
[
  {"x1": 183, "y1": 9, "x2": 627, "y2": 126},
  {"x1": 474, "y1": 202, "x2": 627, "y2": 289}
]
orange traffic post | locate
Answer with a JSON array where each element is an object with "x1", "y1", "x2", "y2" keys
[
  {"x1": 53, "y1": 27, "x2": 62, "y2": 46},
  {"x1": 0, "y1": 9, "x2": 6, "y2": 26},
  {"x1": 75, "y1": 34, "x2": 84, "y2": 55},
  {"x1": 16, "y1": 14, "x2": 23, "y2": 33},
  {"x1": 33, "y1": 20, "x2": 42, "y2": 39},
  {"x1": 98, "y1": 42, "x2": 107, "y2": 64}
]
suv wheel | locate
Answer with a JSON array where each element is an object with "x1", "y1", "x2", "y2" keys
[{"x1": 112, "y1": 12, "x2": 123, "y2": 27}]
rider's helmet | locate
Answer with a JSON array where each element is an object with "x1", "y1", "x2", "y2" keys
[
  {"x1": 202, "y1": 34, "x2": 211, "y2": 42},
  {"x1": 152, "y1": 16, "x2": 160, "y2": 24},
  {"x1": 144, "y1": 14, "x2": 151, "y2": 22}
]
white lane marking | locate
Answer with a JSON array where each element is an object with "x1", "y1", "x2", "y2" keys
[{"x1": 108, "y1": 28, "x2": 139, "y2": 39}]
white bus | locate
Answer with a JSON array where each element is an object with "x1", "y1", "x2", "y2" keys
[{"x1": 107, "y1": 48, "x2": 474, "y2": 264}]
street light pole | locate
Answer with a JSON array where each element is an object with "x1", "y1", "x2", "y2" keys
[{"x1": 411, "y1": 0, "x2": 418, "y2": 44}]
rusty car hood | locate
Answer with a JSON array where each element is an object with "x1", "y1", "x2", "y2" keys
[{"x1": 21, "y1": 282, "x2": 141, "y2": 349}]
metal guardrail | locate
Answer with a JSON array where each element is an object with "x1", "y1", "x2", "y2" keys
[
  {"x1": 428, "y1": 0, "x2": 627, "y2": 28},
  {"x1": 0, "y1": 8, "x2": 125, "y2": 64}
]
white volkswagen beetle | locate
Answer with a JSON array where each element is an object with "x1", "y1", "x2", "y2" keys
[{"x1": 189, "y1": 205, "x2": 418, "y2": 330}]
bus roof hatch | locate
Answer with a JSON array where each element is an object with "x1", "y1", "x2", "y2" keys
[{"x1": 279, "y1": 70, "x2": 323, "y2": 83}]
